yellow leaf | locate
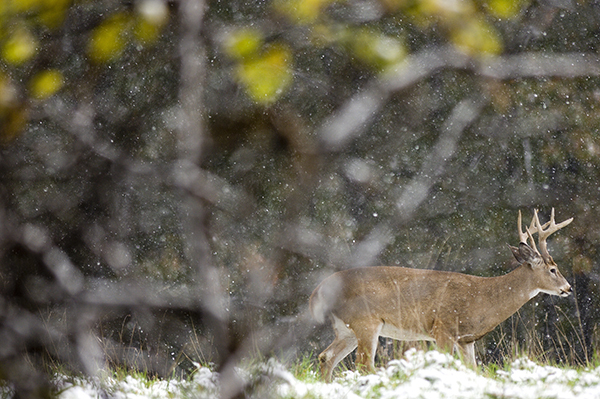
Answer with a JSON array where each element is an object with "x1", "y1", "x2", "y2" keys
[
  {"x1": 7, "y1": 0, "x2": 43, "y2": 14},
  {"x1": 30, "y1": 69, "x2": 64, "y2": 99},
  {"x1": 2, "y1": 27, "x2": 38, "y2": 65},
  {"x1": 88, "y1": 13, "x2": 130, "y2": 63},
  {"x1": 224, "y1": 28, "x2": 263, "y2": 60},
  {"x1": 236, "y1": 45, "x2": 293, "y2": 104},
  {"x1": 351, "y1": 29, "x2": 407, "y2": 71},
  {"x1": 38, "y1": 0, "x2": 72, "y2": 28},
  {"x1": 451, "y1": 18, "x2": 502, "y2": 56},
  {"x1": 274, "y1": 0, "x2": 333, "y2": 23},
  {"x1": 486, "y1": 0, "x2": 527, "y2": 19},
  {"x1": 134, "y1": 0, "x2": 169, "y2": 43},
  {"x1": 134, "y1": 18, "x2": 162, "y2": 43}
]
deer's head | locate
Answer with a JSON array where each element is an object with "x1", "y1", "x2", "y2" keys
[{"x1": 509, "y1": 208, "x2": 573, "y2": 297}]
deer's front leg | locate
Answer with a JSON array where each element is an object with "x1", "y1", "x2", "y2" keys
[{"x1": 353, "y1": 320, "x2": 383, "y2": 374}]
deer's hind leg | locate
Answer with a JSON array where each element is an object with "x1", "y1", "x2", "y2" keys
[
  {"x1": 457, "y1": 341, "x2": 476, "y2": 366},
  {"x1": 318, "y1": 315, "x2": 358, "y2": 382}
]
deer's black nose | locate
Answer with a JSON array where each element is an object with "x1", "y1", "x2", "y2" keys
[{"x1": 561, "y1": 285, "x2": 573, "y2": 296}]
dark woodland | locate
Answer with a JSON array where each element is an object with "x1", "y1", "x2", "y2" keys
[{"x1": 2, "y1": 0, "x2": 600, "y2": 397}]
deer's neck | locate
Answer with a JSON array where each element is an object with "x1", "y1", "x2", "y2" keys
[
  {"x1": 455, "y1": 264, "x2": 541, "y2": 340},
  {"x1": 504, "y1": 263, "x2": 540, "y2": 298},
  {"x1": 481, "y1": 264, "x2": 539, "y2": 321}
]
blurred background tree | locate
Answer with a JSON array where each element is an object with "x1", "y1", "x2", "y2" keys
[{"x1": 2, "y1": 0, "x2": 600, "y2": 397}]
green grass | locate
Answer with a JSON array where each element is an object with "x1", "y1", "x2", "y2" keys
[
  {"x1": 22, "y1": 347, "x2": 600, "y2": 399},
  {"x1": 289, "y1": 353, "x2": 320, "y2": 383}
]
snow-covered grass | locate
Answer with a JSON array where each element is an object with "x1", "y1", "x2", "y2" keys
[
  {"x1": 49, "y1": 349, "x2": 600, "y2": 399},
  {"x1": 54, "y1": 367, "x2": 219, "y2": 399}
]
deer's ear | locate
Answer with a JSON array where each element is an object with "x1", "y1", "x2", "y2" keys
[
  {"x1": 509, "y1": 245, "x2": 524, "y2": 263},
  {"x1": 517, "y1": 242, "x2": 543, "y2": 267}
]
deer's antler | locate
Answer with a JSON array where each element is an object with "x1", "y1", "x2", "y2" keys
[
  {"x1": 533, "y1": 208, "x2": 573, "y2": 263},
  {"x1": 517, "y1": 210, "x2": 538, "y2": 250}
]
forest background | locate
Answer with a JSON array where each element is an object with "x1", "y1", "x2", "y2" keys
[{"x1": 2, "y1": 0, "x2": 600, "y2": 397}]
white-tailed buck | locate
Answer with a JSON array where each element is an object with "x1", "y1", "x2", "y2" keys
[{"x1": 309, "y1": 209, "x2": 573, "y2": 381}]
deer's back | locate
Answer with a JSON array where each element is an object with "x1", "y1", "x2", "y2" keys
[{"x1": 310, "y1": 266, "x2": 486, "y2": 325}]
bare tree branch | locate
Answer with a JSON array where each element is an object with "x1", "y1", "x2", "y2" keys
[
  {"x1": 318, "y1": 47, "x2": 469, "y2": 151},
  {"x1": 480, "y1": 52, "x2": 600, "y2": 79},
  {"x1": 177, "y1": 0, "x2": 207, "y2": 161},
  {"x1": 176, "y1": 0, "x2": 225, "y2": 324},
  {"x1": 319, "y1": 47, "x2": 600, "y2": 151},
  {"x1": 348, "y1": 97, "x2": 484, "y2": 268},
  {"x1": 394, "y1": 97, "x2": 484, "y2": 222},
  {"x1": 293, "y1": 96, "x2": 484, "y2": 269},
  {"x1": 175, "y1": 0, "x2": 240, "y2": 395}
]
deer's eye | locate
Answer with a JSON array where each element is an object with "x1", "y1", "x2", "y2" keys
[{"x1": 550, "y1": 268, "x2": 557, "y2": 275}]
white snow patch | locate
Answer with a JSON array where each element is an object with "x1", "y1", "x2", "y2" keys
[{"x1": 49, "y1": 349, "x2": 600, "y2": 399}]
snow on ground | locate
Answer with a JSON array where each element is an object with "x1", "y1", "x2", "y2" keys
[{"x1": 53, "y1": 349, "x2": 600, "y2": 399}]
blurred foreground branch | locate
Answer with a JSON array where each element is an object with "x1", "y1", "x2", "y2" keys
[
  {"x1": 175, "y1": 0, "x2": 231, "y2": 367},
  {"x1": 351, "y1": 97, "x2": 484, "y2": 267},
  {"x1": 320, "y1": 48, "x2": 600, "y2": 151}
]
